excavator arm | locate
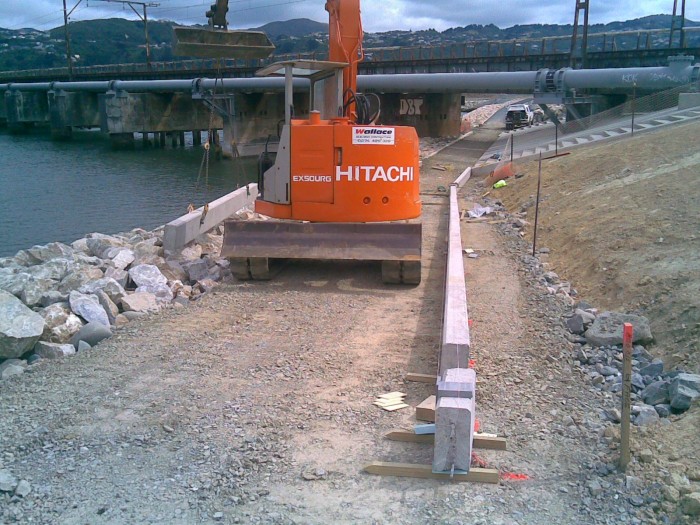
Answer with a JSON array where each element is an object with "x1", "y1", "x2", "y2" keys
[{"x1": 206, "y1": 0, "x2": 229, "y2": 30}]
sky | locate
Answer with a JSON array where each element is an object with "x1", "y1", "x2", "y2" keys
[{"x1": 0, "y1": 0, "x2": 697, "y2": 33}]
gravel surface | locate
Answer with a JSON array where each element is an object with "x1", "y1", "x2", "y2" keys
[{"x1": 1, "y1": 129, "x2": 697, "y2": 524}]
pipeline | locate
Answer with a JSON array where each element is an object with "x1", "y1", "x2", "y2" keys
[{"x1": 0, "y1": 63, "x2": 698, "y2": 95}]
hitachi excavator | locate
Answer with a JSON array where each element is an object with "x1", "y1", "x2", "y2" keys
[{"x1": 179, "y1": 0, "x2": 422, "y2": 284}]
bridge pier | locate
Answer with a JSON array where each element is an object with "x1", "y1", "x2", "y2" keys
[
  {"x1": 4, "y1": 90, "x2": 49, "y2": 132},
  {"x1": 48, "y1": 90, "x2": 100, "y2": 140},
  {"x1": 380, "y1": 93, "x2": 461, "y2": 137},
  {"x1": 100, "y1": 90, "x2": 220, "y2": 150}
]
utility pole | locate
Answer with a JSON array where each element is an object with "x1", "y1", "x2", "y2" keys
[
  {"x1": 93, "y1": 0, "x2": 160, "y2": 71},
  {"x1": 62, "y1": 0, "x2": 84, "y2": 80},
  {"x1": 569, "y1": 0, "x2": 590, "y2": 69},
  {"x1": 669, "y1": 0, "x2": 687, "y2": 49}
]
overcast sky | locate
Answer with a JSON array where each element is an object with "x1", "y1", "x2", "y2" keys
[{"x1": 1, "y1": 0, "x2": 697, "y2": 33}]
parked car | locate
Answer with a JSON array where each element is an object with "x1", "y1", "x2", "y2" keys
[{"x1": 505, "y1": 104, "x2": 534, "y2": 130}]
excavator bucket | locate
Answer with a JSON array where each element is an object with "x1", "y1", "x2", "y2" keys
[{"x1": 173, "y1": 26, "x2": 275, "y2": 59}]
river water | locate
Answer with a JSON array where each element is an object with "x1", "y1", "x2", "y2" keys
[{"x1": 0, "y1": 129, "x2": 257, "y2": 258}]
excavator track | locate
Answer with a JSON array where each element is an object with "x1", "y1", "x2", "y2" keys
[{"x1": 381, "y1": 260, "x2": 421, "y2": 285}]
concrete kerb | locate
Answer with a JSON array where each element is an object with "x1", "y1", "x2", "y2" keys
[
  {"x1": 433, "y1": 174, "x2": 476, "y2": 473},
  {"x1": 163, "y1": 183, "x2": 259, "y2": 253}
]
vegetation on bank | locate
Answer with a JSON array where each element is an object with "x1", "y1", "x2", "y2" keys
[{"x1": 0, "y1": 14, "x2": 698, "y2": 72}]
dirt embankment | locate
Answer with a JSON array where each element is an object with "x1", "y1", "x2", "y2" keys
[{"x1": 497, "y1": 119, "x2": 700, "y2": 371}]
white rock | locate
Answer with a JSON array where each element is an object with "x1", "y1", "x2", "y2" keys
[
  {"x1": 34, "y1": 341, "x2": 77, "y2": 359},
  {"x1": 14, "y1": 479, "x2": 31, "y2": 498},
  {"x1": 109, "y1": 248, "x2": 135, "y2": 270},
  {"x1": 0, "y1": 290, "x2": 45, "y2": 359},
  {"x1": 121, "y1": 292, "x2": 160, "y2": 313},
  {"x1": 129, "y1": 264, "x2": 167, "y2": 288},
  {"x1": 69, "y1": 291, "x2": 110, "y2": 326}
]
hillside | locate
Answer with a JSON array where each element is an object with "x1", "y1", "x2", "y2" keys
[
  {"x1": 0, "y1": 14, "x2": 698, "y2": 71},
  {"x1": 497, "y1": 119, "x2": 700, "y2": 371}
]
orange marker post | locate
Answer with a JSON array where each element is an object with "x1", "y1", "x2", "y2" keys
[{"x1": 620, "y1": 322, "x2": 634, "y2": 471}]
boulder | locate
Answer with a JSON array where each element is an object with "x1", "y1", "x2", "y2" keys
[
  {"x1": 584, "y1": 312, "x2": 653, "y2": 347},
  {"x1": 34, "y1": 341, "x2": 76, "y2": 359},
  {"x1": 39, "y1": 290, "x2": 69, "y2": 307},
  {"x1": 634, "y1": 405, "x2": 659, "y2": 426},
  {"x1": 133, "y1": 240, "x2": 163, "y2": 261},
  {"x1": 0, "y1": 359, "x2": 27, "y2": 380},
  {"x1": 181, "y1": 259, "x2": 210, "y2": 283},
  {"x1": 566, "y1": 314, "x2": 585, "y2": 335},
  {"x1": 107, "y1": 248, "x2": 135, "y2": 270},
  {"x1": 77, "y1": 340, "x2": 92, "y2": 352},
  {"x1": 173, "y1": 244, "x2": 203, "y2": 261},
  {"x1": 669, "y1": 374, "x2": 700, "y2": 411},
  {"x1": 40, "y1": 302, "x2": 72, "y2": 335},
  {"x1": 680, "y1": 493, "x2": 700, "y2": 516},
  {"x1": 128, "y1": 264, "x2": 167, "y2": 288},
  {"x1": 58, "y1": 267, "x2": 104, "y2": 294},
  {"x1": 132, "y1": 254, "x2": 166, "y2": 268},
  {"x1": 69, "y1": 291, "x2": 110, "y2": 326},
  {"x1": 136, "y1": 283, "x2": 173, "y2": 303},
  {"x1": 0, "y1": 271, "x2": 30, "y2": 297},
  {"x1": 104, "y1": 267, "x2": 129, "y2": 289},
  {"x1": 71, "y1": 237, "x2": 89, "y2": 252},
  {"x1": 639, "y1": 359, "x2": 664, "y2": 378},
  {"x1": 26, "y1": 242, "x2": 74, "y2": 264},
  {"x1": 26, "y1": 258, "x2": 74, "y2": 281},
  {"x1": 640, "y1": 381, "x2": 670, "y2": 406},
  {"x1": 0, "y1": 469, "x2": 17, "y2": 492},
  {"x1": 79, "y1": 277, "x2": 126, "y2": 304},
  {"x1": 86, "y1": 236, "x2": 125, "y2": 258},
  {"x1": 50, "y1": 314, "x2": 84, "y2": 343},
  {"x1": 121, "y1": 291, "x2": 159, "y2": 313},
  {"x1": 95, "y1": 289, "x2": 119, "y2": 325},
  {"x1": 69, "y1": 321, "x2": 112, "y2": 349},
  {"x1": 160, "y1": 260, "x2": 188, "y2": 283},
  {"x1": 194, "y1": 232, "x2": 222, "y2": 256},
  {"x1": 0, "y1": 290, "x2": 45, "y2": 359},
  {"x1": 20, "y1": 277, "x2": 58, "y2": 307}
]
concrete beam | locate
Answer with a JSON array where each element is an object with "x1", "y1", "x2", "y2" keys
[
  {"x1": 440, "y1": 185, "x2": 470, "y2": 376},
  {"x1": 163, "y1": 183, "x2": 258, "y2": 253},
  {"x1": 433, "y1": 395, "x2": 475, "y2": 473}
]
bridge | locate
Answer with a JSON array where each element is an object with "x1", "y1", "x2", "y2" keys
[
  {"x1": 0, "y1": 26, "x2": 699, "y2": 158},
  {"x1": 1, "y1": 27, "x2": 699, "y2": 83}
]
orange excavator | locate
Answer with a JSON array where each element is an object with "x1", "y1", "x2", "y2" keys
[{"x1": 221, "y1": 0, "x2": 423, "y2": 283}]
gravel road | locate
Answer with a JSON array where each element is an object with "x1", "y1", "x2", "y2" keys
[{"x1": 1, "y1": 129, "x2": 695, "y2": 524}]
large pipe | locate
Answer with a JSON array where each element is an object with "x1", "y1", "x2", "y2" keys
[{"x1": 1, "y1": 64, "x2": 698, "y2": 95}]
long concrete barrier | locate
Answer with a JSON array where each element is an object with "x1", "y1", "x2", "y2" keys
[
  {"x1": 433, "y1": 182, "x2": 476, "y2": 474},
  {"x1": 163, "y1": 183, "x2": 258, "y2": 253}
]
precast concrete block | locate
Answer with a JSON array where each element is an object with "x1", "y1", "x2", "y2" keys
[
  {"x1": 433, "y1": 396, "x2": 475, "y2": 473},
  {"x1": 437, "y1": 368, "x2": 476, "y2": 399},
  {"x1": 163, "y1": 184, "x2": 259, "y2": 253}
]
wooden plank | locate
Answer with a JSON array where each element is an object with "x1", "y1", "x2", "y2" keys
[
  {"x1": 378, "y1": 391, "x2": 406, "y2": 400},
  {"x1": 385, "y1": 430, "x2": 507, "y2": 451},
  {"x1": 382, "y1": 403, "x2": 409, "y2": 412},
  {"x1": 363, "y1": 462, "x2": 499, "y2": 483},
  {"x1": 416, "y1": 395, "x2": 436, "y2": 422},
  {"x1": 405, "y1": 372, "x2": 436, "y2": 384}
]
